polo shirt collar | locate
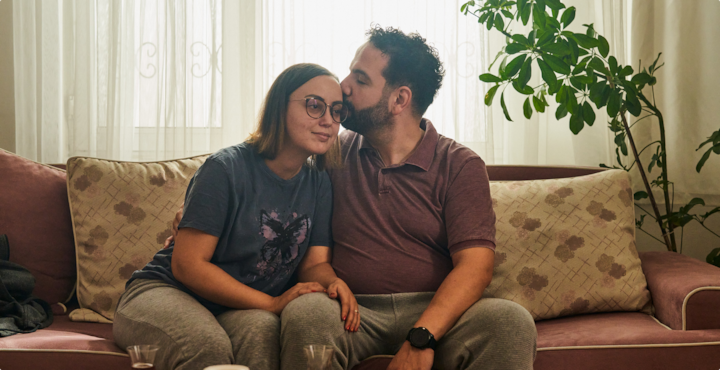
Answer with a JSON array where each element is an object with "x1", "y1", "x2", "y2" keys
[{"x1": 356, "y1": 118, "x2": 438, "y2": 172}]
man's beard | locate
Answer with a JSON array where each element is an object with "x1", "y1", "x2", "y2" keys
[{"x1": 341, "y1": 92, "x2": 393, "y2": 136}]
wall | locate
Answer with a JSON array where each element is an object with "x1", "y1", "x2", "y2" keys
[{"x1": 0, "y1": 0, "x2": 15, "y2": 153}]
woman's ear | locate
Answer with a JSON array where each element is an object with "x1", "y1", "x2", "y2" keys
[{"x1": 390, "y1": 86, "x2": 413, "y2": 115}]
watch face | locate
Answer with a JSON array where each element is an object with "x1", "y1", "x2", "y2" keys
[{"x1": 409, "y1": 328, "x2": 430, "y2": 346}]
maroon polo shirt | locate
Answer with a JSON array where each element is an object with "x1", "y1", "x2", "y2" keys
[{"x1": 328, "y1": 119, "x2": 496, "y2": 294}]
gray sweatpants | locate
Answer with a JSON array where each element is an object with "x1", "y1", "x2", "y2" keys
[
  {"x1": 280, "y1": 292, "x2": 536, "y2": 370},
  {"x1": 113, "y1": 279, "x2": 281, "y2": 370}
]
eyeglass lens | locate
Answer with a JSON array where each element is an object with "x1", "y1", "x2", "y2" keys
[{"x1": 306, "y1": 98, "x2": 348, "y2": 123}]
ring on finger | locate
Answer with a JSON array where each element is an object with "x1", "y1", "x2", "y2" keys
[{"x1": 354, "y1": 309, "x2": 358, "y2": 313}]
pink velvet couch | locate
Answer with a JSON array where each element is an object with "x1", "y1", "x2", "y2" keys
[{"x1": 1, "y1": 148, "x2": 720, "y2": 370}]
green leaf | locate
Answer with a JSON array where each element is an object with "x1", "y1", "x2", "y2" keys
[
  {"x1": 556, "y1": 103, "x2": 568, "y2": 120},
  {"x1": 487, "y1": 13, "x2": 495, "y2": 30},
  {"x1": 533, "y1": 3, "x2": 546, "y2": 28},
  {"x1": 632, "y1": 72, "x2": 652, "y2": 85},
  {"x1": 501, "y1": 92, "x2": 513, "y2": 121},
  {"x1": 589, "y1": 57, "x2": 607, "y2": 74},
  {"x1": 570, "y1": 111, "x2": 584, "y2": 134},
  {"x1": 533, "y1": 95, "x2": 546, "y2": 113},
  {"x1": 484, "y1": 85, "x2": 499, "y2": 106},
  {"x1": 537, "y1": 58, "x2": 557, "y2": 86},
  {"x1": 619, "y1": 65, "x2": 634, "y2": 78},
  {"x1": 607, "y1": 89, "x2": 621, "y2": 117},
  {"x1": 505, "y1": 54, "x2": 527, "y2": 77},
  {"x1": 536, "y1": 30, "x2": 555, "y2": 47},
  {"x1": 557, "y1": 84, "x2": 568, "y2": 104},
  {"x1": 544, "y1": 54, "x2": 571, "y2": 75},
  {"x1": 567, "y1": 38, "x2": 580, "y2": 64},
  {"x1": 461, "y1": 3, "x2": 468, "y2": 13},
  {"x1": 542, "y1": 42, "x2": 569, "y2": 56},
  {"x1": 614, "y1": 133, "x2": 626, "y2": 155},
  {"x1": 524, "y1": 98, "x2": 533, "y2": 119},
  {"x1": 649, "y1": 52, "x2": 662, "y2": 73},
  {"x1": 597, "y1": 85, "x2": 612, "y2": 108},
  {"x1": 494, "y1": 13, "x2": 505, "y2": 30},
  {"x1": 707, "y1": 248, "x2": 720, "y2": 267},
  {"x1": 505, "y1": 42, "x2": 527, "y2": 55},
  {"x1": 545, "y1": 0, "x2": 565, "y2": 11},
  {"x1": 479, "y1": 12, "x2": 490, "y2": 24},
  {"x1": 502, "y1": 9, "x2": 514, "y2": 19},
  {"x1": 521, "y1": 2, "x2": 531, "y2": 24},
  {"x1": 512, "y1": 80, "x2": 535, "y2": 95},
  {"x1": 560, "y1": 6, "x2": 576, "y2": 28},
  {"x1": 696, "y1": 147, "x2": 713, "y2": 173},
  {"x1": 589, "y1": 81, "x2": 606, "y2": 102},
  {"x1": 573, "y1": 33, "x2": 599, "y2": 49},
  {"x1": 480, "y1": 73, "x2": 503, "y2": 83},
  {"x1": 609, "y1": 56, "x2": 618, "y2": 74},
  {"x1": 598, "y1": 35, "x2": 609, "y2": 57},
  {"x1": 512, "y1": 34, "x2": 530, "y2": 45},
  {"x1": 583, "y1": 101, "x2": 596, "y2": 125},
  {"x1": 548, "y1": 79, "x2": 562, "y2": 94},
  {"x1": 625, "y1": 91, "x2": 642, "y2": 116},
  {"x1": 518, "y1": 58, "x2": 533, "y2": 88},
  {"x1": 546, "y1": 17, "x2": 562, "y2": 30},
  {"x1": 634, "y1": 191, "x2": 648, "y2": 200}
]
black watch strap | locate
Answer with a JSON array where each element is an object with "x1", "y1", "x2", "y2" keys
[{"x1": 406, "y1": 327, "x2": 437, "y2": 350}]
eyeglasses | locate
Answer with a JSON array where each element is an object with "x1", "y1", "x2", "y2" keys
[{"x1": 291, "y1": 98, "x2": 348, "y2": 124}]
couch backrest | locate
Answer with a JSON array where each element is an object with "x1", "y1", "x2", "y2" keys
[{"x1": 487, "y1": 165, "x2": 606, "y2": 181}]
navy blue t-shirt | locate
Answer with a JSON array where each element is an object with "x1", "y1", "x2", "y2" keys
[{"x1": 128, "y1": 142, "x2": 333, "y2": 314}]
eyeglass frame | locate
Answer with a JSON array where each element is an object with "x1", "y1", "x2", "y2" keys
[{"x1": 290, "y1": 98, "x2": 348, "y2": 124}]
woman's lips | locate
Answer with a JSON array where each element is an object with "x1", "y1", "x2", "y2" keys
[{"x1": 313, "y1": 132, "x2": 331, "y2": 141}]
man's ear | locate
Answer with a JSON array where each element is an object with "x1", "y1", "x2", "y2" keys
[{"x1": 390, "y1": 86, "x2": 413, "y2": 115}]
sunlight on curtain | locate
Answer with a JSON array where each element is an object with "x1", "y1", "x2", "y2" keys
[{"x1": 13, "y1": 0, "x2": 257, "y2": 162}]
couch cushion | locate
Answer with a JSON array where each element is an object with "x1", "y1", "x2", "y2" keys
[
  {"x1": 0, "y1": 315, "x2": 128, "y2": 370},
  {"x1": 485, "y1": 170, "x2": 651, "y2": 321},
  {"x1": 0, "y1": 148, "x2": 76, "y2": 304},
  {"x1": 351, "y1": 313, "x2": 720, "y2": 370},
  {"x1": 65, "y1": 155, "x2": 208, "y2": 322}
]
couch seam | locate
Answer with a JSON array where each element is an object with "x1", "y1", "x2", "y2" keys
[
  {"x1": 649, "y1": 315, "x2": 672, "y2": 330},
  {"x1": 537, "y1": 341, "x2": 720, "y2": 351},
  {"x1": 0, "y1": 348, "x2": 128, "y2": 357},
  {"x1": 682, "y1": 286, "x2": 720, "y2": 331}
]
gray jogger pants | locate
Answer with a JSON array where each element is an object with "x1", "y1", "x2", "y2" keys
[
  {"x1": 113, "y1": 279, "x2": 281, "y2": 370},
  {"x1": 280, "y1": 292, "x2": 537, "y2": 370}
]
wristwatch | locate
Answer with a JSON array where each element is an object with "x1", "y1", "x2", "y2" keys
[{"x1": 406, "y1": 327, "x2": 437, "y2": 350}]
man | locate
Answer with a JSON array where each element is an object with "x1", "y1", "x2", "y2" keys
[{"x1": 279, "y1": 26, "x2": 536, "y2": 370}]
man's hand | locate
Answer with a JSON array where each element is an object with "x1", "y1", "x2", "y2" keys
[
  {"x1": 163, "y1": 204, "x2": 184, "y2": 249},
  {"x1": 326, "y1": 278, "x2": 360, "y2": 332},
  {"x1": 387, "y1": 341, "x2": 434, "y2": 370}
]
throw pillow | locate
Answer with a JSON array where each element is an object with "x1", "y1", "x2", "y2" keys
[
  {"x1": 66, "y1": 154, "x2": 208, "y2": 323},
  {"x1": 485, "y1": 169, "x2": 652, "y2": 321},
  {"x1": 0, "y1": 149, "x2": 77, "y2": 305}
]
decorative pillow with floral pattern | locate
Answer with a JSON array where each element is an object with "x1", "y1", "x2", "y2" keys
[
  {"x1": 485, "y1": 169, "x2": 652, "y2": 321},
  {"x1": 66, "y1": 155, "x2": 208, "y2": 323}
]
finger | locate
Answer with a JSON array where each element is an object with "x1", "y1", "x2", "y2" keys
[
  {"x1": 353, "y1": 305, "x2": 361, "y2": 331},
  {"x1": 163, "y1": 236, "x2": 173, "y2": 249},
  {"x1": 326, "y1": 284, "x2": 339, "y2": 299},
  {"x1": 338, "y1": 290, "x2": 351, "y2": 326}
]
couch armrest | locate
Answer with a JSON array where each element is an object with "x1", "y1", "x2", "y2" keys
[{"x1": 640, "y1": 251, "x2": 720, "y2": 330}]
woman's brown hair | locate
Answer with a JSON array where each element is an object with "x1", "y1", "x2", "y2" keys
[{"x1": 247, "y1": 63, "x2": 342, "y2": 170}]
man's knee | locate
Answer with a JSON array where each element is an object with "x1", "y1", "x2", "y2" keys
[{"x1": 464, "y1": 299, "x2": 536, "y2": 342}]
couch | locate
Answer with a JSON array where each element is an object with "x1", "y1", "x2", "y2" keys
[{"x1": 1, "y1": 148, "x2": 719, "y2": 370}]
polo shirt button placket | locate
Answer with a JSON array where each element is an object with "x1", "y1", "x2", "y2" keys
[{"x1": 379, "y1": 168, "x2": 390, "y2": 195}]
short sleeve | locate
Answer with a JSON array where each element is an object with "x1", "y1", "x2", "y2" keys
[
  {"x1": 445, "y1": 158, "x2": 496, "y2": 254},
  {"x1": 308, "y1": 171, "x2": 333, "y2": 248},
  {"x1": 178, "y1": 158, "x2": 234, "y2": 237}
]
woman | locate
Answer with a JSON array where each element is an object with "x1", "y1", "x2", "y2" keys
[{"x1": 113, "y1": 64, "x2": 359, "y2": 370}]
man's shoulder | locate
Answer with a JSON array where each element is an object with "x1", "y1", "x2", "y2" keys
[{"x1": 434, "y1": 134, "x2": 484, "y2": 167}]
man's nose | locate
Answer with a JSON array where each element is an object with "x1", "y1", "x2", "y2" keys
[{"x1": 340, "y1": 76, "x2": 352, "y2": 96}]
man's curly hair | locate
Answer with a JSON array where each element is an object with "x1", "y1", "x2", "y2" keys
[{"x1": 366, "y1": 25, "x2": 445, "y2": 117}]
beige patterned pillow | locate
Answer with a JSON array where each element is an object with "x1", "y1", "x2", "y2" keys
[
  {"x1": 485, "y1": 169, "x2": 652, "y2": 321},
  {"x1": 66, "y1": 155, "x2": 209, "y2": 323}
]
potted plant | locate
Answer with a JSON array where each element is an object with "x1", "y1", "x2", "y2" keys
[{"x1": 460, "y1": 0, "x2": 720, "y2": 265}]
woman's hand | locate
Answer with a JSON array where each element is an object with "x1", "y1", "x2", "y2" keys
[
  {"x1": 269, "y1": 282, "x2": 326, "y2": 316},
  {"x1": 327, "y1": 278, "x2": 360, "y2": 332}
]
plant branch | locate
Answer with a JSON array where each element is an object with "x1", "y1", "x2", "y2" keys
[
  {"x1": 637, "y1": 226, "x2": 665, "y2": 244},
  {"x1": 619, "y1": 109, "x2": 674, "y2": 251}
]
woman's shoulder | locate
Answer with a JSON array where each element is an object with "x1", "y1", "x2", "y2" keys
[{"x1": 206, "y1": 142, "x2": 257, "y2": 167}]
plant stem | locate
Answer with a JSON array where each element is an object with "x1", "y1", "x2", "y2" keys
[
  {"x1": 619, "y1": 109, "x2": 674, "y2": 252},
  {"x1": 637, "y1": 226, "x2": 665, "y2": 244},
  {"x1": 698, "y1": 221, "x2": 720, "y2": 239},
  {"x1": 638, "y1": 92, "x2": 678, "y2": 252}
]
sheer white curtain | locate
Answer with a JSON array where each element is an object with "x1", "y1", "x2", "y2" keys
[
  {"x1": 13, "y1": 0, "x2": 259, "y2": 162},
  {"x1": 262, "y1": 0, "x2": 628, "y2": 167}
]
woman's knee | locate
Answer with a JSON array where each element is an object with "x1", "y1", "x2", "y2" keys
[{"x1": 281, "y1": 293, "x2": 341, "y2": 329}]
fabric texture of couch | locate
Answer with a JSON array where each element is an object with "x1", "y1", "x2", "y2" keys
[{"x1": 1, "y1": 149, "x2": 720, "y2": 370}]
